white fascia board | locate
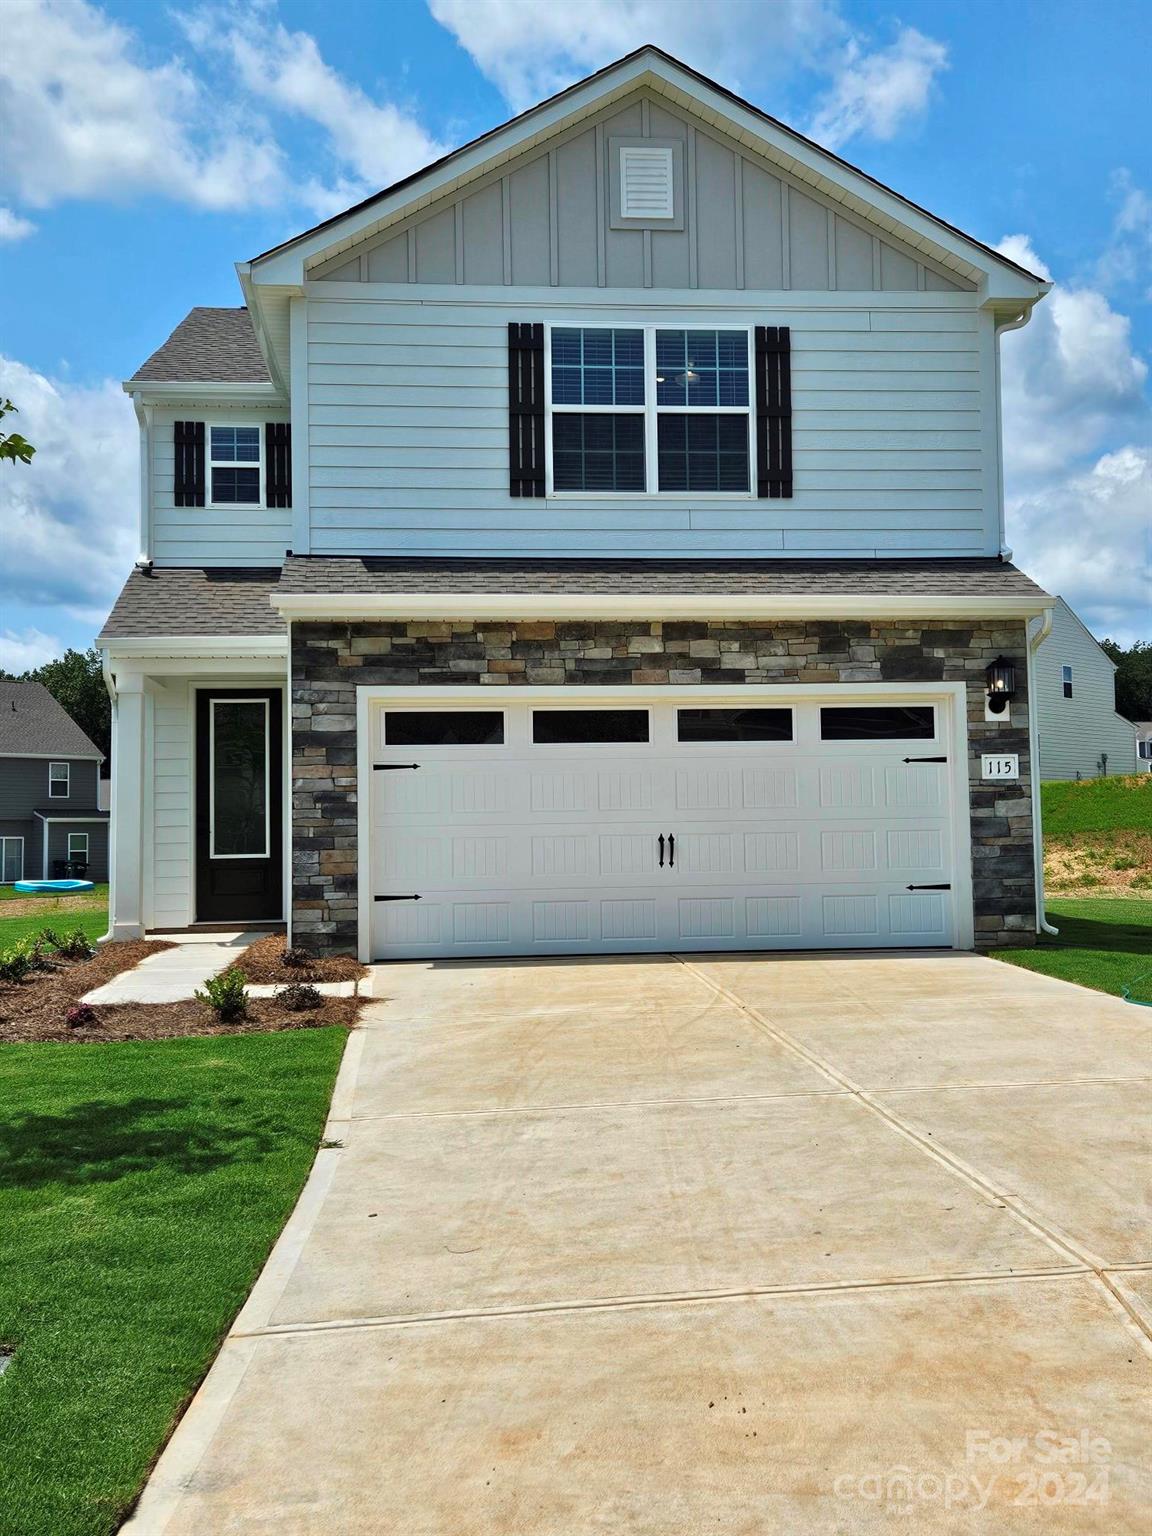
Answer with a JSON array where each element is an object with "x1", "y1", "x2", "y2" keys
[
  {"x1": 272, "y1": 593, "x2": 1055, "y2": 622},
  {"x1": 122, "y1": 381, "x2": 286, "y2": 406},
  {"x1": 0, "y1": 751, "x2": 103, "y2": 761},
  {"x1": 235, "y1": 262, "x2": 289, "y2": 395},
  {"x1": 301, "y1": 281, "x2": 981, "y2": 311},
  {"x1": 104, "y1": 637, "x2": 288, "y2": 660},
  {"x1": 252, "y1": 51, "x2": 1046, "y2": 299},
  {"x1": 33, "y1": 813, "x2": 110, "y2": 822}
]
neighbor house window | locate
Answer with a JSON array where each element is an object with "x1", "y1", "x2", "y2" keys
[
  {"x1": 67, "y1": 833, "x2": 89, "y2": 860},
  {"x1": 1062, "y1": 664, "x2": 1073, "y2": 699},
  {"x1": 0, "y1": 837, "x2": 23, "y2": 883},
  {"x1": 48, "y1": 761, "x2": 69, "y2": 798},
  {"x1": 548, "y1": 326, "x2": 751, "y2": 494},
  {"x1": 209, "y1": 425, "x2": 262, "y2": 506}
]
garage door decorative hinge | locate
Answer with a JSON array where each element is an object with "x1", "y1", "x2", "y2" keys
[
  {"x1": 902, "y1": 756, "x2": 947, "y2": 763},
  {"x1": 905, "y1": 883, "x2": 951, "y2": 891},
  {"x1": 374, "y1": 762, "x2": 420, "y2": 770},
  {"x1": 374, "y1": 894, "x2": 422, "y2": 902}
]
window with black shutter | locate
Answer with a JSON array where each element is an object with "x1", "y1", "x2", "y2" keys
[
  {"x1": 266, "y1": 422, "x2": 292, "y2": 507},
  {"x1": 173, "y1": 420, "x2": 205, "y2": 507},
  {"x1": 754, "y1": 325, "x2": 793, "y2": 498},
  {"x1": 508, "y1": 322, "x2": 545, "y2": 497}
]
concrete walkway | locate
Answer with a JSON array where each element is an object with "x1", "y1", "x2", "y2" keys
[
  {"x1": 83, "y1": 932, "x2": 357, "y2": 1003},
  {"x1": 125, "y1": 951, "x2": 1152, "y2": 1533}
]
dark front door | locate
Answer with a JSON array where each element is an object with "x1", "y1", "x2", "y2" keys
[{"x1": 195, "y1": 688, "x2": 283, "y2": 923}]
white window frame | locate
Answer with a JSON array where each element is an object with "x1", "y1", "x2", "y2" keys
[
  {"x1": 48, "y1": 761, "x2": 69, "y2": 798},
  {"x1": 67, "y1": 832, "x2": 89, "y2": 860},
  {"x1": 208, "y1": 696, "x2": 271, "y2": 860},
  {"x1": 1061, "y1": 664, "x2": 1073, "y2": 699},
  {"x1": 207, "y1": 421, "x2": 265, "y2": 510},
  {"x1": 529, "y1": 704, "x2": 653, "y2": 747},
  {"x1": 544, "y1": 324, "x2": 755, "y2": 500},
  {"x1": 0, "y1": 836, "x2": 23, "y2": 883}
]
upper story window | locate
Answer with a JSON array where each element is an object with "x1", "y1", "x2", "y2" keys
[
  {"x1": 547, "y1": 326, "x2": 751, "y2": 496},
  {"x1": 209, "y1": 425, "x2": 262, "y2": 506},
  {"x1": 48, "y1": 761, "x2": 69, "y2": 798},
  {"x1": 1062, "y1": 664, "x2": 1073, "y2": 699}
]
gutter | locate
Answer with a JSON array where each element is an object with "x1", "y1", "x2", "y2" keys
[{"x1": 1027, "y1": 610, "x2": 1059, "y2": 937}]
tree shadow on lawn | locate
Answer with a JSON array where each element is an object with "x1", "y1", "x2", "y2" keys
[
  {"x1": 0, "y1": 1097, "x2": 280, "y2": 1191},
  {"x1": 1040, "y1": 913, "x2": 1152, "y2": 954}
]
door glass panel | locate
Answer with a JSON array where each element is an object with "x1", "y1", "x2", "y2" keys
[
  {"x1": 1, "y1": 839, "x2": 22, "y2": 882},
  {"x1": 820, "y1": 705, "x2": 935, "y2": 741},
  {"x1": 677, "y1": 708, "x2": 793, "y2": 742},
  {"x1": 532, "y1": 710, "x2": 650, "y2": 744},
  {"x1": 384, "y1": 711, "x2": 504, "y2": 745},
  {"x1": 211, "y1": 700, "x2": 269, "y2": 857}
]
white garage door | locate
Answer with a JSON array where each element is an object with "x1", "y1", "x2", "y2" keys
[{"x1": 368, "y1": 695, "x2": 961, "y2": 960}]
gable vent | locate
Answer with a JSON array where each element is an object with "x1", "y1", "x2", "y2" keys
[{"x1": 619, "y1": 146, "x2": 675, "y2": 220}]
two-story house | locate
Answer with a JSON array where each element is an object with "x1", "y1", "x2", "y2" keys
[
  {"x1": 98, "y1": 46, "x2": 1055, "y2": 959},
  {"x1": 1035, "y1": 598, "x2": 1137, "y2": 780},
  {"x1": 0, "y1": 680, "x2": 109, "y2": 883}
]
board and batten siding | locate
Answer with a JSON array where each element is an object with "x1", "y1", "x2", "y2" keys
[
  {"x1": 150, "y1": 406, "x2": 292, "y2": 566},
  {"x1": 150, "y1": 682, "x2": 194, "y2": 928},
  {"x1": 1036, "y1": 599, "x2": 1137, "y2": 781},
  {"x1": 303, "y1": 293, "x2": 996, "y2": 557}
]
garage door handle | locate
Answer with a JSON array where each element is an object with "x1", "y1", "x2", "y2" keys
[
  {"x1": 374, "y1": 762, "x2": 420, "y2": 770},
  {"x1": 668, "y1": 833, "x2": 675, "y2": 868},
  {"x1": 906, "y1": 884, "x2": 950, "y2": 891},
  {"x1": 658, "y1": 834, "x2": 665, "y2": 867},
  {"x1": 902, "y1": 756, "x2": 947, "y2": 764}
]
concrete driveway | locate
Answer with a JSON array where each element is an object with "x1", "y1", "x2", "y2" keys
[{"x1": 126, "y1": 952, "x2": 1152, "y2": 1533}]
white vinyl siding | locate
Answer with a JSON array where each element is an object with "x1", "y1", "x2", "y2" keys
[
  {"x1": 1036, "y1": 600, "x2": 1138, "y2": 780},
  {"x1": 150, "y1": 406, "x2": 291, "y2": 565},
  {"x1": 305, "y1": 295, "x2": 990, "y2": 557}
]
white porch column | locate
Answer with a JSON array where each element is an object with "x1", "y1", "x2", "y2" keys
[{"x1": 108, "y1": 675, "x2": 148, "y2": 940}]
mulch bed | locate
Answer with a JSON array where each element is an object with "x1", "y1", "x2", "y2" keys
[
  {"x1": 227, "y1": 933, "x2": 368, "y2": 986},
  {"x1": 0, "y1": 938, "x2": 363, "y2": 1044}
]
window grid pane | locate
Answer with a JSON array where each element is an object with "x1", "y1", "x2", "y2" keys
[
  {"x1": 820, "y1": 706, "x2": 936, "y2": 741},
  {"x1": 553, "y1": 413, "x2": 645, "y2": 492},
  {"x1": 211, "y1": 467, "x2": 261, "y2": 504},
  {"x1": 657, "y1": 414, "x2": 749, "y2": 492},
  {"x1": 656, "y1": 329, "x2": 748, "y2": 407},
  {"x1": 533, "y1": 710, "x2": 650, "y2": 744},
  {"x1": 210, "y1": 426, "x2": 261, "y2": 463},
  {"x1": 384, "y1": 711, "x2": 504, "y2": 746},
  {"x1": 551, "y1": 328, "x2": 645, "y2": 406}
]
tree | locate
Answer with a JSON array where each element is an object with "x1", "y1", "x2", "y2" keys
[
  {"x1": 0, "y1": 398, "x2": 35, "y2": 464},
  {"x1": 0, "y1": 647, "x2": 111, "y2": 762},
  {"x1": 1100, "y1": 638, "x2": 1152, "y2": 723}
]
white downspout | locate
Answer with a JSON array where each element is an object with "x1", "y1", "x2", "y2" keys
[
  {"x1": 993, "y1": 308, "x2": 1036, "y2": 561},
  {"x1": 100, "y1": 651, "x2": 117, "y2": 945},
  {"x1": 1027, "y1": 609, "x2": 1059, "y2": 936}
]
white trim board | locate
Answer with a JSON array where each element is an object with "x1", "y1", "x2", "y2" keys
[
  {"x1": 275, "y1": 593, "x2": 1054, "y2": 623},
  {"x1": 354, "y1": 680, "x2": 975, "y2": 961}
]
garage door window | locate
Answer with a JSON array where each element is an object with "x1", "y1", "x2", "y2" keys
[
  {"x1": 820, "y1": 705, "x2": 935, "y2": 740},
  {"x1": 677, "y1": 707, "x2": 793, "y2": 742},
  {"x1": 532, "y1": 709, "x2": 650, "y2": 744},
  {"x1": 384, "y1": 711, "x2": 504, "y2": 745}
]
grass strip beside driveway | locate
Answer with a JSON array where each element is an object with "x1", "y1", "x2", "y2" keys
[
  {"x1": 0, "y1": 1028, "x2": 346, "y2": 1536},
  {"x1": 995, "y1": 897, "x2": 1152, "y2": 1001}
]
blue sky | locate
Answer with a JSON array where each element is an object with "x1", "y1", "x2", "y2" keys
[{"x1": 1, "y1": 0, "x2": 1149, "y2": 665}]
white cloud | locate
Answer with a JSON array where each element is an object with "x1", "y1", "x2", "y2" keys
[
  {"x1": 1095, "y1": 169, "x2": 1152, "y2": 297},
  {"x1": 0, "y1": 355, "x2": 138, "y2": 627},
  {"x1": 430, "y1": 0, "x2": 945, "y2": 150},
  {"x1": 0, "y1": 207, "x2": 36, "y2": 242},
  {"x1": 808, "y1": 28, "x2": 949, "y2": 149},
  {"x1": 997, "y1": 236, "x2": 1151, "y2": 645},
  {"x1": 0, "y1": 0, "x2": 284, "y2": 211},
  {"x1": 0, "y1": 627, "x2": 65, "y2": 672}
]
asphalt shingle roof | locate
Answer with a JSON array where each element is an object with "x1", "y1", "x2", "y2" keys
[
  {"x1": 97, "y1": 568, "x2": 285, "y2": 639},
  {"x1": 0, "y1": 681, "x2": 103, "y2": 758},
  {"x1": 129, "y1": 308, "x2": 271, "y2": 384},
  {"x1": 280, "y1": 555, "x2": 1051, "y2": 599}
]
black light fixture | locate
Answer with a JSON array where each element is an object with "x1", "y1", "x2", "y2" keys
[{"x1": 985, "y1": 655, "x2": 1016, "y2": 715}]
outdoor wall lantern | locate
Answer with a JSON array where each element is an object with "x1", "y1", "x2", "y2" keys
[{"x1": 985, "y1": 656, "x2": 1016, "y2": 715}]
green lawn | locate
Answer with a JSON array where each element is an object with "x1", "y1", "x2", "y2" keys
[
  {"x1": 995, "y1": 897, "x2": 1152, "y2": 1001},
  {"x1": 0, "y1": 1028, "x2": 346, "y2": 1536},
  {"x1": 1041, "y1": 774, "x2": 1152, "y2": 838},
  {"x1": 0, "y1": 887, "x2": 109, "y2": 950}
]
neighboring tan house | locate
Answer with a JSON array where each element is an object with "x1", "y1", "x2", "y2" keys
[
  {"x1": 0, "y1": 681, "x2": 109, "y2": 883},
  {"x1": 98, "y1": 45, "x2": 1057, "y2": 959},
  {"x1": 1035, "y1": 599, "x2": 1138, "y2": 780}
]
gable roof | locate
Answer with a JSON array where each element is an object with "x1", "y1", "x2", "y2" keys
[
  {"x1": 0, "y1": 681, "x2": 103, "y2": 759},
  {"x1": 249, "y1": 45, "x2": 1046, "y2": 293},
  {"x1": 130, "y1": 308, "x2": 270, "y2": 384}
]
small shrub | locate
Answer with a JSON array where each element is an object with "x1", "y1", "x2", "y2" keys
[
  {"x1": 66, "y1": 1004, "x2": 98, "y2": 1029},
  {"x1": 280, "y1": 946, "x2": 313, "y2": 969},
  {"x1": 1113, "y1": 856, "x2": 1140, "y2": 871},
  {"x1": 51, "y1": 929, "x2": 95, "y2": 961},
  {"x1": 25, "y1": 940, "x2": 58, "y2": 973},
  {"x1": 1132, "y1": 873, "x2": 1152, "y2": 890},
  {"x1": 37, "y1": 927, "x2": 63, "y2": 951},
  {"x1": 194, "y1": 967, "x2": 249, "y2": 1021},
  {"x1": 277, "y1": 982, "x2": 324, "y2": 1012},
  {"x1": 0, "y1": 945, "x2": 33, "y2": 984}
]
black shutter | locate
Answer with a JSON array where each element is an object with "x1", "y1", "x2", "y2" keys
[
  {"x1": 754, "y1": 326, "x2": 793, "y2": 498},
  {"x1": 266, "y1": 423, "x2": 292, "y2": 507},
  {"x1": 174, "y1": 420, "x2": 205, "y2": 507},
  {"x1": 508, "y1": 322, "x2": 545, "y2": 497}
]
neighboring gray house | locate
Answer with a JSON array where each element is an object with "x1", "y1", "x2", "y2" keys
[
  {"x1": 1035, "y1": 598, "x2": 1138, "y2": 780},
  {"x1": 1134, "y1": 722, "x2": 1152, "y2": 772},
  {"x1": 99, "y1": 45, "x2": 1058, "y2": 958},
  {"x1": 0, "y1": 681, "x2": 109, "y2": 883}
]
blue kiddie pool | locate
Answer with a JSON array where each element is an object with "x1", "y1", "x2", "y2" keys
[{"x1": 14, "y1": 879, "x2": 95, "y2": 893}]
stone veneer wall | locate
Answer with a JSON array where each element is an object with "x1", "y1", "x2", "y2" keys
[{"x1": 292, "y1": 618, "x2": 1035, "y2": 954}]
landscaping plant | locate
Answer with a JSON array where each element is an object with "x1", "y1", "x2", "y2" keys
[
  {"x1": 193, "y1": 967, "x2": 250, "y2": 1022},
  {"x1": 276, "y1": 982, "x2": 324, "y2": 1012}
]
